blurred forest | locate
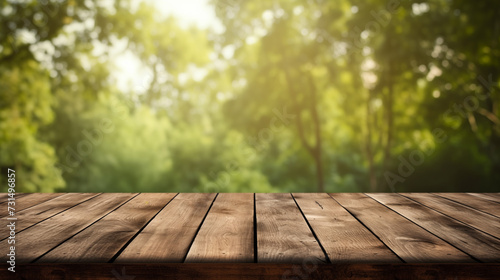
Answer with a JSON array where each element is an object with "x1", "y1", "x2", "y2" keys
[{"x1": 1, "y1": 0, "x2": 499, "y2": 193}]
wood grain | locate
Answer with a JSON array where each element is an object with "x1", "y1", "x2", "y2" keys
[
  {"x1": 2, "y1": 193, "x2": 137, "y2": 263},
  {"x1": 368, "y1": 193, "x2": 500, "y2": 262},
  {"x1": 256, "y1": 193, "x2": 327, "y2": 263},
  {"x1": 185, "y1": 193, "x2": 254, "y2": 263},
  {"x1": 468, "y1": 193, "x2": 500, "y2": 204},
  {"x1": 115, "y1": 193, "x2": 216, "y2": 263},
  {"x1": 402, "y1": 193, "x2": 500, "y2": 239},
  {"x1": 0, "y1": 192, "x2": 29, "y2": 205},
  {"x1": 293, "y1": 193, "x2": 401, "y2": 263},
  {"x1": 435, "y1": 193, "x2": 500, "y2": 218},
  {"x1": 2, "y1": 193, "x2": 499, "y2": 266},
  {"x1": 0, "y1": 193, "x2": 62, "y2": 217},
  {"x1": 330, "y1": 193, "x2": 474, "y2": 263},
  {"x1": 0, "y1": 193, "x2": 99, "y2": 239},
  {"x1": 37, "y1": 193, "x2": 176, "y2": 263}
]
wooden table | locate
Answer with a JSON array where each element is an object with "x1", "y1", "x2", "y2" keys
[{"x1": 1, "y1": 192, "x2": 499, "y2": 279}]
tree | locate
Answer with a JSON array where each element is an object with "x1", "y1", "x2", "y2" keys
[{"x1": 215, "y1": 0, "x2": 352, "y2": 192}]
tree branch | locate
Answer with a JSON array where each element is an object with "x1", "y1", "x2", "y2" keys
[
  {"x1": 478, "y1": 108, "x2": 500, "y2": 126},
  {"x1": 283, "y1": 67, "x2": 315, "y2": 156}
]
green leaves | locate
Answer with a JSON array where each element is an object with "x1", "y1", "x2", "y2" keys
[
  {"x1": 0, "y1": 60, "x2": 63, "y2": 192},
  {"x1": 1, "y1": 0, "x2": 499, "y2": 193}
]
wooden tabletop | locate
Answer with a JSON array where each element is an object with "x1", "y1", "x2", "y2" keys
[{"x1": 2, "y1": 192, "x2": 499, "y2": 266}]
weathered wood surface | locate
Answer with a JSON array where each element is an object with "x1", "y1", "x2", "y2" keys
[
  {"x1": 38, "y1": 193, "x2": 176, "y2": 263},
  {"x1": 401, "y1": 193, "x2": 500, "y2": 239},
  {"x1": 1, "y1": 193, "x2": 137, "y2": 263},
  {"x1": 435, "y1": 193, "x2": 500, "y2": 217},
  {"x1": 368, "y1": 193, "x2": 500, "y2": 262},
  {"x1": 1, "y1": 192, "x2": 499, "y2": 265},
  {"x1": 256, "y1": 193, "x2": 327, "y2": 263},
  {"x1": 115, "y1": 193, "x2": 216, "y2": 263},
  {"x1": 185, "y1": 193, "x2": 254, "y2": 263},
  {"x1": 0, "y1": 193, "x2": 99, "y2": 239},
  {"x1": 292, "y1": 193, "x2": 401, "y2": 263},
  {"x1": 0, "y1": 193, "x2": 62, "y2": 217},
  {"x1": 330, "y1": 193, "x2": 474, "y2": 263}
]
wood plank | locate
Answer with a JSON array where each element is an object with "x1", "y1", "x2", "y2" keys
[
  {"x1": 435, "y1": 193, "x2": 500, "y2": 218},
  {"x1": 0, "y1": 193, "x2": 62, "y2": 217},
  {"x1": 468, "y1": 193, "x2": 500, "y2": 204},
  {"x1": 37, "y1": 193, "x2": 177, "y2": 263},
  {"x1": 185, "y1": 193, "x2": 254, "y2": 263},
  {"x1": 0, "y1": 193, "x2": 100, "y2": 239},
  {"x1": 256, "y1": 193, "x2": 327, "y2": 263},
  {"x1": 1, "y1": 193, "x2": 137, "y2": 263},
  {"x1": 368, "y1": 193, "x2": 500, "y2": 262},
  {"x1": 115, "y1": 193, "x2": 216, "y2": 263},
  {"x1": 0, "y1": 192, "x2": 29, "y2": 205},
  {"x1": 402, "y1": 193, "x2": 500, "y2": 239},
  {"x1": 330, "y1": 193, "x2": 474, "y2": 263},
  {"x1": 292, "y1": 193, "x2": 401, "y2": 263},
  {"x1": 3, "y1": 263, "x2": 500, "y2": 280}
]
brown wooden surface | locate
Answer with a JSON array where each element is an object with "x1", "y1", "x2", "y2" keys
[
  {"x1": 0, "y1": 193, "x2": 99, "y2": 239},
  {"x1": 467, "y1": 193, "x2": 500, "y2": 203},
  {"x1": 115, "y1": 193, "x2": 216, "y2": 263},
  {"x1": 185, "y1": 193, "x2": 254, "y2": 263},
  {"x1": 2, "y1": 193, "x2": 137, "y2": 263},
  {"x1": 402, "y1": 193, "x2": 500, "y2": 239},
  {"x1": 37, "y1": 193, "x2": 176, "y2": 263},
  {"x1": 435, "y1": 193, "x2": 500, "y2": 217},
  {"x1": 1, "y1": 192, "x2": 499, "y2": 267},
  {"x1": 256, "y1": 193, "x2": 327, "y2": 263},
  {"x1": 292, "y1": 193, "x2": 401, "y2": 263},
  {"x1": 0, "y1": 192, "x2": 28, "y2": 205},
  {"x1": 368, "y1": 193, "x2": 500, "y2": 262},
  {"x1": 330, "y1": 193, "x2": 474, "y2": 263},
  {"x1": 0, "y1": 193, "x2": 62, "y2": 218}
]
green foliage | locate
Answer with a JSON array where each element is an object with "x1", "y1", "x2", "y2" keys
[
  {"x1": 59, "y1": 95, "x2": 172, "y2": 192},
  {"x1": 0, "y1": 60, "x2": 64, "y2": 192}
]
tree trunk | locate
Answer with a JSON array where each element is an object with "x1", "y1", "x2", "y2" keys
[
  {"x1": 366, "y1": 90, "x2": 377, "y2": 192},
  {"x1": 381, "y1": 80, "x2": 394, "y2": 190},
  {"x1": 283, "y1": 68, "x2": 324, "y2": 192},
  {"x1": 308, "y1": 74, "x2": 324, "y2": 193},
  {"x1": 314, "y1": 146, "x2": 324, "y2": 192}
]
